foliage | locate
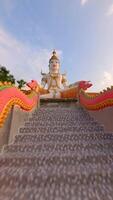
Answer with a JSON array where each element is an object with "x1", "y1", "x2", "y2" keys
[
  {"x1": 0, "y1": 65, "x2": 26, "y2": 89},
  {"x1": 0, "y1": 66, "x2": 15, "y2": 84},
  {"x1": 17, "y1": 79, "x2": 26, "y2": 89}
]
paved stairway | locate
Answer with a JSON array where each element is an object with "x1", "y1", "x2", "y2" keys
[{"x1": 0, "y1": 103, "x2": 113, "y2": 200}]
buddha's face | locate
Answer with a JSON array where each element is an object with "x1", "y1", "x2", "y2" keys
[{"x1": 49, "y1": 59, "x2": 60, "y2": 73}]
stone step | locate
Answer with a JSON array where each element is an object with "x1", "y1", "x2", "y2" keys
[
  {"x1": 32, "y1": 111, "x2": 88, "y2": 116},
  {"x1": 32, "y1": 107, "x2": 86, "y2": 112},
  {"x1": 1, "y1": 163, "x2": 113, "y2": 179},
  {"x1": 31, "y1": 112, "x2": 88, "y2": 117},
  {"x1": 32, "y1": 109, "x2": 90, "y2": 114},
  {"x1": 31, "y1": 110, "x2": 93, "y2": 115},
  {"x1": 25, "y1": 121, "x2": 99, "y2": 128},
  {"x1": 0, "y1": 166, "x2": 112, "y2": 188},
  {"x1": 27, "y1": 118, "x2": 95, "y2": 124},
  {"x1": 28, "y1": 115, "x2": 94, "y2": 120},
  {"x1": 0, "y1": 164, "x2": 112, "y2": 200},
  {"x1": 3, "y1": 142, "x2": 113, "y2": 155},
  {"x1": 0, "y1": 180, "x2": 112, "y2": 200},
  {"x1": 24, "y1": 121, "x2": 101, "y2": 127},
  {"x1": 19, "y1": 123, "x2": 104, "y2": 132},
  {"x1": 19, "y1": 126, "x2": 104, "y2": 134},
  {"x1": 24, "y1": 123, "x2": 103, "y2": 129},
  {"x1": 29, "y1": 110, "x2": 94, "y2": 118},
  {"x1": 0, "y1": 154, "x2": 112, "y2": 168},
  {"x1": 14, "y1": 132, "x2": 113, "y2": 144}
]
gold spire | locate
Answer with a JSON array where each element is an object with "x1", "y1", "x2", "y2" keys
[{"x1": 49, "y1": 50, "x2": 59, "y2": 63}]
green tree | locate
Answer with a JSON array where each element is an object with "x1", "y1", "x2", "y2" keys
[
  {"x1": 0, "y1": 66, "x2": 15, "y2": 84},
  {"x1": 17, "y1": 79, "x2": 26, "y2": 89}
]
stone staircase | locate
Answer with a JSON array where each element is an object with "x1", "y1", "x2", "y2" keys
[{"x1": 0, "y1": 103, "x2": 113, "y2": 200}]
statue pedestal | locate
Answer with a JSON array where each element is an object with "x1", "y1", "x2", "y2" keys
[{"x1": 40, "y1": 98, "x2": 78, "y2": 107}]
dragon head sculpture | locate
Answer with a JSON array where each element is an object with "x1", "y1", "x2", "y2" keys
[
  {"x1": 27, "y1": 80, "x2": 48, "y2": 94},
  {"x1": 79, "y1": 81, "x2": 92, "y2": 91},
  {"x1": 27, "y1": 80, "x2": 39, "y2": 91}
]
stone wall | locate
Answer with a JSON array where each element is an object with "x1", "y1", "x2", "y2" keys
[
  {"x1": 8, "y1": 106, "x2": 34, "y2": 144},
  {"x1": 0, "y1": 105, "x2": 38, "y2": 151}
]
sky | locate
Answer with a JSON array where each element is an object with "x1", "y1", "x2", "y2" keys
[{"x1": 0, "y1": 0, "x2": 113, "y2": 91}]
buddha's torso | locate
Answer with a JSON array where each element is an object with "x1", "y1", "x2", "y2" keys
[{"x1": 45, "y1": 73, "x2": 63, "y2": 92}]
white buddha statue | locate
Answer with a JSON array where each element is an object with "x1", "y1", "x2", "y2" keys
[
  {"x1": 27, "y1": 50, "x2": 92, "y2": 99},
  {"x1": 41, "y1": 50, "x2": 68, "y2": 98}
]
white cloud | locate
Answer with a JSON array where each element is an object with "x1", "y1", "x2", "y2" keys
[
  {"x1": 106, "y1": 4, "x2": 113, "y2": 16},
  {"x1": 89, "y1": 70, "x2": 113, "y2": 92},
  {"x1": 103, "y1": 71, "x2": 112, "y2": 81},
  {"x1": 87, "y1": 70, "x2": 113, "y2": 92},
  {"x1": 101, "y1": 71, "x2": 113, "y2": 88},
  {"x1": 0, "y1": 26, "x2": 62, "y2": 84},
  {"x1": 80, "y1": 0, "x2": 89, "y2": 6}
]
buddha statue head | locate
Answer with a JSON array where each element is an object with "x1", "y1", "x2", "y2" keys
[{"x1": 49, "y1": 50, "x2": 60, "y2": 74}]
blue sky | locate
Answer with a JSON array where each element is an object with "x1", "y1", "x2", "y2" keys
[{"x1": 0, "y1": 0, "x2": 113, "y2": 91}]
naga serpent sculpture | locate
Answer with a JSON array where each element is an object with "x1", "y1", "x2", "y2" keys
[
  {"x1": 79, "y1": 86, "x2": 113, "y2": 110},
  {"x1": 0, "y1": 80, "x2": 113, "y2": 127},
  {"x1": 0, "y1": 81, "x2": 39, "y2": 127}
]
